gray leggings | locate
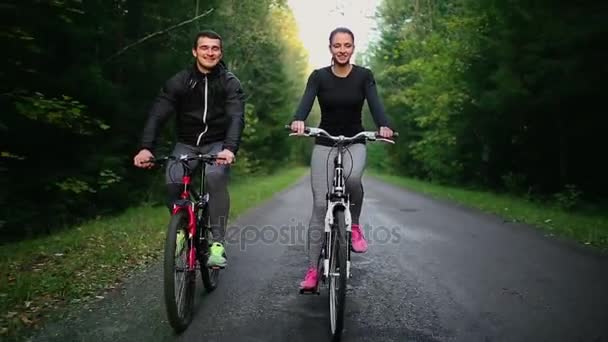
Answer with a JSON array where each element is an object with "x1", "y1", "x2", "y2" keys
[
  {"x1": 166, "y1": 142, "x2": 230, "y2": 242},
  {"x1": 307, "y1": 143, "x2": 367, "y2": 267}
]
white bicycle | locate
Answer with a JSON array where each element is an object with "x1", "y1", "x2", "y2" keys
[{"x1": 287, "y1": 126, "x2": 397, "y2": 341}]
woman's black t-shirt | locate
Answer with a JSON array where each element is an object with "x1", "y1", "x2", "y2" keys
[{"x1": 293, "y1": 65, "x2": 390, "y2": 146}]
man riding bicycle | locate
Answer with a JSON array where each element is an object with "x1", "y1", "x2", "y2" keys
[{"x1": 133, "y1": 30, "x2": 246, "y2": 269}]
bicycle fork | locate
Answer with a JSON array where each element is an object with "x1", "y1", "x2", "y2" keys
[
  {"x1": 186, "y1": 204, "x2": 197, "y2": 271},
  {"x1": 323, "y1": 201, "x2": 353, "y2": 279}
]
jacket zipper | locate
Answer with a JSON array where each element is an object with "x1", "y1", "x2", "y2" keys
[{"x1": 196, "y1": 74, "x2": 209, "y2": 146}]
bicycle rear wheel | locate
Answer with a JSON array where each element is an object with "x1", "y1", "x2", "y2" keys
[
  {"x1": 163, "y1": 211, "x2": 196, "y2": 333},
  {"x1": 329, "y1": 207, "x2": 348, "y2": 340}
]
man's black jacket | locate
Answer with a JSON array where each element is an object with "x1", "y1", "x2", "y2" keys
[{"x1": 140, "y1": 62, "x2": 246, "y2": 154}]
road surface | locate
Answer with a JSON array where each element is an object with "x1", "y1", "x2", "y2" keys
[{"x1": 30, "y1": 176, "x2": 608, "y2": 342}]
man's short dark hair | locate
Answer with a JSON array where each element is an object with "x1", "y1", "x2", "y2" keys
[{"x1": 193, "y1": 30, "x2": 223, "y2": 49}]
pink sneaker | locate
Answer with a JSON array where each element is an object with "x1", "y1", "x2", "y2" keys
[
  {"x1": 351, "y1": 224, "x2": 368, "y2": 253},
  {"x1": 299, "y1": 267, "x2": 318, "y2": 290}
]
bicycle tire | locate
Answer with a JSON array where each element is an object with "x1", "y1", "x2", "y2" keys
[
  {"x1": 329, "y1": 207, "x2": 348, "y2": 340},
  {"x1": 163, "y1": 211, "x2": 195, "y2": 333},
  {"x1": 199, "y1": 225, "x2": 220, "y2": 292}
]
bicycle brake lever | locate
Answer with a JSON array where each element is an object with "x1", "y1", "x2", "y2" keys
[{"x1": 377, "y1": 138, "x2": 396, "y2": 144}]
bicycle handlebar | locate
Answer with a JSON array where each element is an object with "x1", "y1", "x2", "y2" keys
[
  {"x1": 284, "y1": 125, "x2": 398, "y2": 144},
  {"x1": 149, "y1": 153, "x2": 222, "y2": 165}
]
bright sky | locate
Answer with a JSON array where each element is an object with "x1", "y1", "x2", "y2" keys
[{"x1": 287, "y1": 0, "x2": 381, "y2": 70}]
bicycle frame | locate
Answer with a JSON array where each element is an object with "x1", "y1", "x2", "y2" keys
[
  {"x1": 323, "y1": 143, "x2": 353, "y2": 279},
  {"x1": 167, "y1": 155, "x2": 214, "y2": 271}
]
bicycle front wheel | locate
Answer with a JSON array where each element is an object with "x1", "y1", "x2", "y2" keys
[
  {"x1": 329, "y1": 207, "x2": 348, "y2": 340},
  {"x1": 199, "y1": 226, "x2": 220, "y2": 292},
  {"x1": 163, "y1": 211, "x2": 196, "y2": 333}
]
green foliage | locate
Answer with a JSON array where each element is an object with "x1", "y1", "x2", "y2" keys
[
  {"x1": 554, "y1": 184, "x2": 583, "y2": 211},
  {"x1": 13, "y1": 93, "x2": 109, "y2": 135},
  {"x1": 0, "y1": 0, "x2": 307, "y2": 241},
  {"x1": 366, "y1": 0, "x2": 607, "y2": 197},
  {"x1": 55, "y1": 178, "x2": 97, "y2": 194},
  {"x1": 232, "y1": 103, "x2": 263, "y2": 176},
  {"x1": 501, "y1": 172, "x2": 527, "y2": 195},
  {"x1": 98, "y1": 169, "x2": 123, "y2": 190},
  {"x1": 0, "y1": 152, "x2": 26, "y2": 161}
]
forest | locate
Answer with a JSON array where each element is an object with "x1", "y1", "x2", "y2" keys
[
  {"x1": 2, "y1": 0, "x2": 606, "y2": 242},
  {"x1": 1, "y1": 0, "x2": 310, "y2": 241}
]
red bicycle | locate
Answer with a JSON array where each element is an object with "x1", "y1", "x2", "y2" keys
[{"x1": 153, "y1": 153, "x2": 222, "y2": 333}]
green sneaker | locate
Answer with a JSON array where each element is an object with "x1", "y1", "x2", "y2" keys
[
  {"x1": 207, "y1": 242, "x2": 227, "y2": 268},
  {"x1": 175, "y1": 230, "x2": 186, "y2": 257}
]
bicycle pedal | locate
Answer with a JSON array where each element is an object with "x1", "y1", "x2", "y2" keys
[{"x1": 299, "y1": 288, "x2": 320, "y2": 295}]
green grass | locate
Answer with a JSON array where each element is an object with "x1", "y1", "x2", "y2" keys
[
  {"x1": 370, "y1": 172, "x2": 608, "y2": 251},
  {"x1": 0, "y1": 167, "x2": 307, "y2": 338}
]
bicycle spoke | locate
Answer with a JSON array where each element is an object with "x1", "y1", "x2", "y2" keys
[
  {"x1": 329, "y1": 233, "x2": 338, "y2": 333},
  {"x1": 174, "y1": 238, "x2": 188, "y2": 317}
]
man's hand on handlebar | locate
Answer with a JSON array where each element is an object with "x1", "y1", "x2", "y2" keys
[
  {"x1": 133, "y1": 149, "x2": 155, "y2": 169},
  {"x1": 216, "y1": 149, "x2": 234, "y2": 165}
]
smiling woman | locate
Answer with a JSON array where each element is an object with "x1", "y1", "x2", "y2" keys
[
  {"x1": 329, "y1": 28, "x2": 355, "y2": 68},
  {"x1": 288, "y1": 24, "x2": 396, "y2": 291}
]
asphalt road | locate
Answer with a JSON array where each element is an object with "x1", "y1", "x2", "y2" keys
[{"x1": 30, "y1": 176, "x2": 608, "y2": 342}]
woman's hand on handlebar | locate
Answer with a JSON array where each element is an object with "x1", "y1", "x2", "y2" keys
[
  {"x1": 290, "y1": 120, "x2": 305, "y2": 135},
  {"x1": 378, "y1": 126, "x2": 394, "y2": 139}
]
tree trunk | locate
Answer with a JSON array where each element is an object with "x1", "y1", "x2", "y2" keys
[{"x1": 558, "y1": 114, "x2": 568, "y2": 187}]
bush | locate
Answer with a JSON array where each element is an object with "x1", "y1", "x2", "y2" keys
[{"x1": 553, "y1": 184, "x2": 583, "y2": 211}]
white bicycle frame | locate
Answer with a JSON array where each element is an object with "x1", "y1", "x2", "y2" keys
[{"x1": 322, "y1": 132, "x2": 354, "y2": 278}]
